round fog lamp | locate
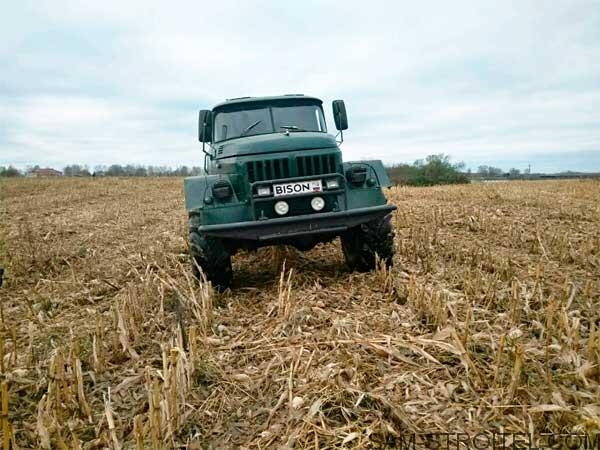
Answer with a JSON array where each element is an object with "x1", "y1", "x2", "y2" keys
[
  {"x1": 310, "y1": 196, "x2": 325, "y2": 211},
  {"x1": 274, "y1": 201, "x2": 289, "y2": 215}
]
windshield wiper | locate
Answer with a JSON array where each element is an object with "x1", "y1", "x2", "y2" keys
[
  {"x1": 280, "y1": 125, "x2": 307, "y2": 132},
  {"x1": 240, "y1": 120, "x2": 262, "y2": 137}
]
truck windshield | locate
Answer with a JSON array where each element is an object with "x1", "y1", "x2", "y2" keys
[{"x1": 213, "y1": 104, "x2": 326, "y2": 142}]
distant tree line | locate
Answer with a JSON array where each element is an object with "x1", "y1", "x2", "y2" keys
[
  {"x1": 0, "y1": 166, "x2": 21, "y2": 177},
  {"x1": 476, "y1": 165, "x2": 504, "y2": 178},
  {"x1": 0, "y1": 164, "x2": 206, "y2": 177},
  {"x1": 385, "y1": 159, "x2": 534, "y2": 186},
  {"x1": 67, "y1": 164, "x2": 205, "y2": 177},
  {"x1": 385, "y1": 154, "x2": 470, "y2": 186},
  {"x1": 476, "y1": 165, "x2": 523, "y2": 178}
]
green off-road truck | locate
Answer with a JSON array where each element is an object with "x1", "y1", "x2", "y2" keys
[{"x1": 184, "y1": 95, "x2": 396, "y2": 289}]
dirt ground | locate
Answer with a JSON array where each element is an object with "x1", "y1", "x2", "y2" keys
[{"x1": 0, "y1": 177, "x2": 599, "y2": 449}]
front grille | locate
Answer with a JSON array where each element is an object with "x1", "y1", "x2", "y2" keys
[
  {"x1": 247, "y1": 153, "x2": 338, "y2": 182},
  {"x1": 297, "y1": 154, "x2": 337, "y2": 177},
  {"x1": 247, "y1": 159, "x2": 291, "y2": 182}
]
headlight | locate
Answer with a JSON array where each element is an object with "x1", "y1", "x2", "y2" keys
[
  {"x1": 212, "y1": 181, "x2": 232, "y2": 199},
  {"x1": 325, "y1": 178, "x2": 340, "y2": 189},
  {"x1": 257, "y1": 186, "x2": 271, "y2": 196},
  {"x1": 346, "y1": 167, "x2": 367, "y2": 186},
  {"x1": 274, "y1": 201, "x2": 289, "y2": 215},
  {"x1": 310, "y1": 196, "x2": 325, "y2": 211}
]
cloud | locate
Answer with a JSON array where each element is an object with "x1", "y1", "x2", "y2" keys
[{"x1": 1, "y1": 0, "x2": 599, "y2": 172}]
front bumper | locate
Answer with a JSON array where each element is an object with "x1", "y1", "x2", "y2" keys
[{"x1": 197, "y1": 204, "x2": 396, "y2": 241}]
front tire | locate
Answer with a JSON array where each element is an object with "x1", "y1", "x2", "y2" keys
[
  {"x1": 341, "y1": 214, "x2": 394, "y2": 272},
  {"x1": 189, "y1": 215, "x2": 232, "y2": 291}
]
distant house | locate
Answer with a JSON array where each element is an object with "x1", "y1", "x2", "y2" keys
[{"x1": 29, "y1": 168, "x2": 62, "y2": 177}]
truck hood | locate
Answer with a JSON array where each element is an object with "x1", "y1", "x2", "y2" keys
[{"x1": 215, "y1": 132, "x2": 337, "y2": 159}]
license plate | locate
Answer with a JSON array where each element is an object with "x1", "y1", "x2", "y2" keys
[{"x1": 273, "y1": 180, "x2": 322, "y2": 197}]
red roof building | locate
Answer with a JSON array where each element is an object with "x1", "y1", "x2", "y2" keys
[{"x1": 29, "y1": 168, "x2": 62, "y2": 177}]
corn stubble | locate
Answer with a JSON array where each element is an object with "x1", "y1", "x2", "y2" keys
[{"x1": 0, "y1": 177, "x2": 599, "y2": 448}]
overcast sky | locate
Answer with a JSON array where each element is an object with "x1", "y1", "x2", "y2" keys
[{"x1": 1, "y1": 0, "x2": 599, "y2": 172}]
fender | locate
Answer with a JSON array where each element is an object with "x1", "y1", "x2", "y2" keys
[
  {"x1": 184, "y1": 175, "x2": 243, "y2": 211},
  {"x1": 342, "y1": 160, "x2": 391, "y2": 188}
]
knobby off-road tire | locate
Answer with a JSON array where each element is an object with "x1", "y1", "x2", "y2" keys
[
  {"x1": 341, "y1": 214, "x2": 395, "y2": 272},
  {"x1": 189, "y1": 214, "x2": 232, "y2": 291}
]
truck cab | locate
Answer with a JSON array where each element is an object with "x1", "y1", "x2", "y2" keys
[{"x1": 184, "y1": 94, "x2": 395, "y2": 290}]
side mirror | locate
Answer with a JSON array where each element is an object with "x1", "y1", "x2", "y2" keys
[
  {"x1": 198, "y1": 110, "x2": 212, "y2": 143},
  {"x1": 332, "y1": 100, "x2": 348, "y2": 131}
]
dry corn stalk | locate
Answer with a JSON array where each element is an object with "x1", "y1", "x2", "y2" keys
[
  {"x1": 73, "y1": 357, "x2": 92, "y2": 422},
  {"x1": 92, "y1": 322, "x2": 105, "y2": 374},
  {"x1": 36, "y1": 395, "x2": 51, "y2": 450},
  {"x1": 505, "y1": 344, "x2": 524, "y2": 405},
  {"x1": 277, "y1": 263, "x2": 294, "y2": 320},
  {"x1": 133, "y1": 415, "x2": 145, "y2": 450},
  {"x1": 145, "y1": 370, "x2": 163, "y2": 450},
  {"x1": 0, "y1": 333, "x2": 4, "y2": 374},
  {"x1": 115, "y1": 302, "x2": 140, "y2": 360},
  {"x1": 103, "y1": 388, "x2": 121, "y2": 450},
  {"x1": 1, "y1": 381, "x2": 9, "y2": 450}
]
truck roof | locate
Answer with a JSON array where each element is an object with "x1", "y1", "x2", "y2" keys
[{"x1": 212, "y1": 94, "x2": 322, "y2": 110}]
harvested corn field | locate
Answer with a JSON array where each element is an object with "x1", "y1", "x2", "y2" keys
[{"x1": 0, "y1": 177, "x2": 599, "y2": 449}]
